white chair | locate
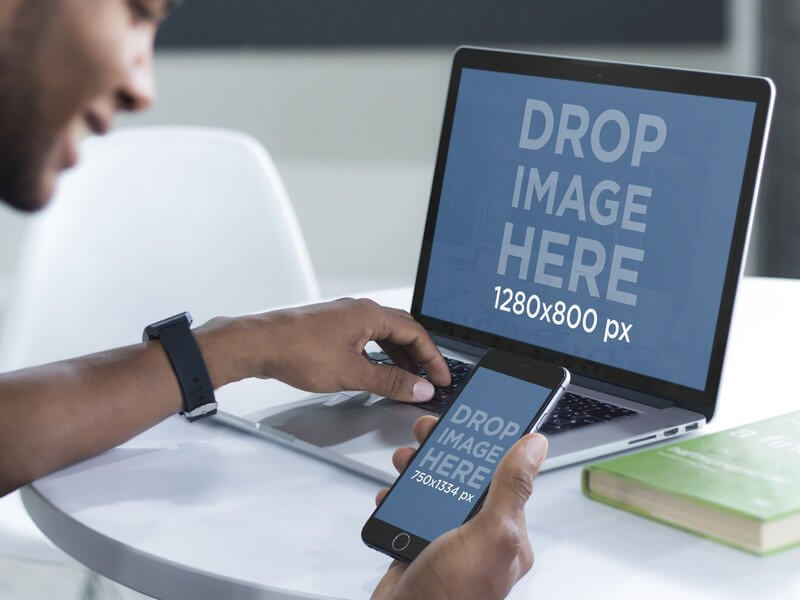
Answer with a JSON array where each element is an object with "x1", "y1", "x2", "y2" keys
[{"x1": 0, "y1": 127, "x2": 320, "y2": 567}]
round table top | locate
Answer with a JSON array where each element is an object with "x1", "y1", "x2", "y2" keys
[{"x1": 24, "y1": 277, "x2": 800, "y2": 599}]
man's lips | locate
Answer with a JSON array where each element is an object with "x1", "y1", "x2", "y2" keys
[
  {"x1": 84, "y1": 111, "x2": 110, "y2": 135},
  {"x1": 64, "y1": 137, "x2": 79, "y2": 168},
  {"x1": 59, "y1": 111, "x2": 111, "y2": 170}
]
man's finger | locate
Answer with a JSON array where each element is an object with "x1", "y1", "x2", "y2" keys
[
  {"x1": 375, "y1": 487, "x2": 389, "y2": 506},
  {"x1": 392, "y1": 446, "x2": 416, "y2": 472},
  {"x1": 377, "y1": 340, "x2": 419, "y2": 374},
  {"x1": 479, "y1": 433, "x2": 548, "y2": 519},
  {"x1": 385, "y1": 307, "x2": 416, "y2": 321},
  {"x1": 371, "y1": 561, "x2": 408, "y2": 599},
  {"x1": 374, "y1": 310, "x2": 451, "y2": 387},
  {"x1": 413, "y1": 415, "x2": 439, "y2": 445},
  {"x1": 358, "y1": 360, "x2": 435, "y2": 403}
]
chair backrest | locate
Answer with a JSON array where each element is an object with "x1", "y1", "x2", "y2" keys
[{"x1": 0, "y1": 127, "x2": 319, "y2": 370}]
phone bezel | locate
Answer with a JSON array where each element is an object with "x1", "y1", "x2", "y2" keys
[{"x1": 361, "y1": 350, "x2": 568, "y2": 563}]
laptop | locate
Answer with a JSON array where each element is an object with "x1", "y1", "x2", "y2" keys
[{"x1": 215, "y1": 48, "x2": 774, "y2": 484}]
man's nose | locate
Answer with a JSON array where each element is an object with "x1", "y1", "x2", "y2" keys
[{"x1": 117, "y1": 39, "x2": 156, "y2": 112}]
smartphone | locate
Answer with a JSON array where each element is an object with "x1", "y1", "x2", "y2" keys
[{"x1": 362, "y1": 349, "x2": 569, "y2": 562}]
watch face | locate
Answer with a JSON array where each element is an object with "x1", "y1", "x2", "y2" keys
[
  {"x1": 143, "y1": 325, "x2": 157, "y2": 343},
  {"x1": 144, "y1": 312, "x2": 193, "y2": 340}
]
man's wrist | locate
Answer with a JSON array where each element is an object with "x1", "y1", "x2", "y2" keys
[{"x1": 193, "y1": 314, "x2": 277, "y2": 388}]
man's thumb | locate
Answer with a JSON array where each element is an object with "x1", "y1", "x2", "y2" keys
[
  {"x1": 480, "y1": 433, "x2": 548, "y2": 517},
  {"x1": 360, "y1": 361, "x2": 436, "y2": 403}
]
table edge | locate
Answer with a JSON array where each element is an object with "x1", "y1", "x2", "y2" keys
[{"x1": 21, "y1": 485, "x2": 344, "y2": 600}]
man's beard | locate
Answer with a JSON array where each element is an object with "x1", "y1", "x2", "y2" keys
[{"x1": 0, "y1": 3, "x2": 54, "y2": 212}]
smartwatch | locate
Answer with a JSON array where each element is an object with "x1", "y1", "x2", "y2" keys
[{"x1": 143, "y1": 312, "x2": 217, "y2": 422}]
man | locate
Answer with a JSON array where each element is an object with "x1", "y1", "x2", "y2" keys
[{"x1": 0, "y1": 2, "x2": 548, "y2": 598}]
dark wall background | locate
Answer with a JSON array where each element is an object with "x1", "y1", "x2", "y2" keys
[
  {"x1": 157, "y1": 0, "x2": 725, "y2": 48},
  {"x1": 156, "y1": 1, "x2": 800, "y2": 279},
  {"x1": 758, "y1": 1, "x2": 800, "y2": 278}
]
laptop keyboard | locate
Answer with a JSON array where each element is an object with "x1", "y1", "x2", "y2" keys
[
  {"x1": 367, "y1": 352, "x2": 638, "y2": 433},
  {"x1": 538, "y1": 392, "x2": 638, "y2": 434}
]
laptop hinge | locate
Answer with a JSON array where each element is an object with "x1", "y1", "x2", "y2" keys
[
  {"x1": 430, "y1": 332, "x2": 489, "y2": 360},
  {"x1": 432, "y1": 332, "x2": 677, "y2": 411},
  {"x1": 570, "y1": 373, "x2": 675, "y2": 409}
]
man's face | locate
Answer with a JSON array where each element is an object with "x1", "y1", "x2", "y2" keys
[{"x1": 0, "y1": 0, "x2": 170, "y2": 212}]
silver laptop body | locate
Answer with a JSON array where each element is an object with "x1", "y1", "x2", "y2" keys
[{"x1": 216, "y1": 48, "x2": 774, "y2": 485}]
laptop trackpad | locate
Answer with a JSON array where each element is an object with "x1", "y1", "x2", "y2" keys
[{"x1": 252, "y1": 393, "x2": 425, "y2": 450}]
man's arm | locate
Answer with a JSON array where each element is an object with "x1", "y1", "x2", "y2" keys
[{"x1": 0, "y1": 298, "x2": 451, "y2": 496}]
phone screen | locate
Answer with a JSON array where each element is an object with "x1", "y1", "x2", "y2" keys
[{"x1": 374, "y1": 366, "x2": 554, "y2": 542}]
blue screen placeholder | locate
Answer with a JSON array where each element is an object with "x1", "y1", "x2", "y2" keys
[
  {"x1": 421, "y1": 68, "x2": 756, "y2": 390},
  {"x1": 375, "y1": 367, "x2": 551, "y2": 541}
]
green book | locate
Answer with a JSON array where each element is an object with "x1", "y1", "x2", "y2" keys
[{"x1": 582, "y1": 411, "x2": 800, "y2": 555}]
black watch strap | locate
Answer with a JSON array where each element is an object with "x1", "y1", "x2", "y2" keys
[{"x1": 143, "y1": 312, "x2": 217, "y2": 422}]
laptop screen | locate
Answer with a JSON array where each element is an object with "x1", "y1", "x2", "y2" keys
[{"x1": 420, "y1": 67, "x2": 757, "y2": 390}]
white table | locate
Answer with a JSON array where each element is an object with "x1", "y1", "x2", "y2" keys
[{"x1": 23, "y1": 277, "x2": 800, "y2": 599}]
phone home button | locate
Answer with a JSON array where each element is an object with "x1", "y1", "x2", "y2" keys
[{"x1": 391, "y1": 532, "x2": 411, "y2": 552}]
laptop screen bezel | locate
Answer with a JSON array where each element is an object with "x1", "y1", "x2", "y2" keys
[{"x1": 410, "y1": 47, "x2": 773, "y2": 420}]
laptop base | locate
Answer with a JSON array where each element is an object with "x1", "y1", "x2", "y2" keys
[{"x1": 215, "y1": 376, "x2": 705, "y2": 485}]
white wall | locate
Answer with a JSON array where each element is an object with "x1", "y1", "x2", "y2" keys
[{"x1": 0, "y1": 1, "x2": 760, "y2": 304}]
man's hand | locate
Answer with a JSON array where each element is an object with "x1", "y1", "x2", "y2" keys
[
  {"x1": 0, "y1": 297, "x2": 450, "y2": 496},
  {"x1": 197, "y1": 298, "x2": 451, "y2": 404},
  {"x1": 371, "y1": 416, "x2": 547, "y2": 600}
]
